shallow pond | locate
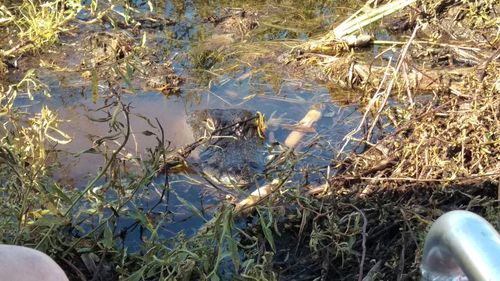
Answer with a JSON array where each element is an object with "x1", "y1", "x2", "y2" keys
[{"x1": 20, "y1": 0, "x2": 365, "y2": 247}]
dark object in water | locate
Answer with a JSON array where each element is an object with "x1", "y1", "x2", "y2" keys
[{"x1": 187, "y1": 108, "x2": 265, "y2": 188}]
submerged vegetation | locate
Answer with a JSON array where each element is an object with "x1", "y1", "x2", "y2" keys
[{"x1": 0, "y1": 0, "x2": 499, "y2": 280}]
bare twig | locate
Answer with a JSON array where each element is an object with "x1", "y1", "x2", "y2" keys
[
  {"x1": 61, "y1": 257, "x2": 87, "y2": 281},
  {"x1": 343, "y1": 203, "x2": 368, "y2": 281}
]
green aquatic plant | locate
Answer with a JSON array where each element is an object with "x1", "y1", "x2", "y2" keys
[
  {"x1": 14, "y1": 0, "x2": 77, "y2": 50},
  {"x1": 0, "y1": 70, "x2": 70, "y2": 243}
]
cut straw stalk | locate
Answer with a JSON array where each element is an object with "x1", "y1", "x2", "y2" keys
[
  {"x1": 333, "y1": 0, "x2": 416, "y2": 39},
  {"x1": 196, "y1": 179, "x2": 283, "y2": 235},
  {"x1": 234, "y1": 179, "x2": 281, "y2": 213},
  {"x1": 284, "y1": 108, "x2": 322, "y2": 148}
]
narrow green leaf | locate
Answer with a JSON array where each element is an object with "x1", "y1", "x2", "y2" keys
[
  {"x1": 51, "y1": 183, "x2": 72, "y2": 203},
  {"x1": 102, "y1": 222, "x2": 113, "y2": 249},
  {"x1": 126, "y1": 63, "x2": 134, "y2": 80},
  {"x1": 223, "y1": 210, "x2": 240, "y2": 271},
  {"x1": 110, "y1": 106, "x2": 121, "y2": 127},
  {"x1": 73, "y1": 147, "x2": 99, "y2": 157},
  {"x1": 113, "y1": 65, "x2": 136, "y2": 95},
  {"x1": 258, "y1": 209, "x2": 276, "y2": 252},
  {"x1": 33, "y1": 215, "x2": 63, "y2": 227},
  {"x1": 227, "y1": 232, "x2": 240, "y2": 271},
  {"x1": 210, "y1": 274, "x2": 220, "y2": 281},
  {"x1": 123, "y1": 266, "x2": 146, "y2": 281},
  {"x1": 91, "y1": 68, "x2": 98, "y2": 104},
  {"x1": 172, "y1": 190, "x2": 207, "y2": 222}
]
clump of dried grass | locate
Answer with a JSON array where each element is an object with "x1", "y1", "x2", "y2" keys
[
  {"x1": 284, "y1": 0, "x2": 500, "y2": 194},
  {"x1": 331, "y1": 78, "x2": 499, "y2": 194},
  {"x1": 278, "y1": 2, "x2": 499, "y2": 278}
]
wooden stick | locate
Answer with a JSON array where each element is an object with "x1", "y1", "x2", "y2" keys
[
  {"x1": 284, "y1": 108, "x2": 322, "y2": 148},
  {"x1": 333, "y1": 0, "x2": 416, "y2": 38},
  {"x1": 234, "y1": 179, "x2": 281, "y2": 213}
]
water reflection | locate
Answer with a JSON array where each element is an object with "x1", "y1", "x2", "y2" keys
[
  {"x1": 28, "y1": 0, "x2": 364, "y2": 242},
  {"x1": 52, "y1": 91, "x2": 194, "y2": 186}
]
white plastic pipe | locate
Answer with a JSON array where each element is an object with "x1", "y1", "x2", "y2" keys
[
  {"x1": 421, "y1": 210, "x2": 500, "y2": 281},
  {"x1": 0, "y1": 245, "x2": 69, "y2": 281}
]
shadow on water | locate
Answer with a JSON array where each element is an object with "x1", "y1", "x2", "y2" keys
[{"x1": 23, "y1": 0, "x2": 365, "y2": 248}]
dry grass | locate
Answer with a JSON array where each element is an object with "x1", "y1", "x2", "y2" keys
[
  {"x1": 329, "y1": 81, "x2": 499, "y2": 194},
  {"x1": 285, "y1": 0, "x2": 499, "y2": 193},
  {"x1": 274, "y1": 1, "x2": 500, "y2": 279}
]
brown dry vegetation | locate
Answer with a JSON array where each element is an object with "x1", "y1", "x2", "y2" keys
[
  {"x1": 287, "y1": 0, "x2": 499, "y2": 191},
  {"x1": 273, "y1": 0, "x2": 500, "y2": 279}
]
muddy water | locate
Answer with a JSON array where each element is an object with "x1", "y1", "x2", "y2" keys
[
  {"x1": 25, "y1": 0, "x2": 362, "y2": 243},
  {"x1": 52, "y1": 92, "x2": 194, "y2": 186}
]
